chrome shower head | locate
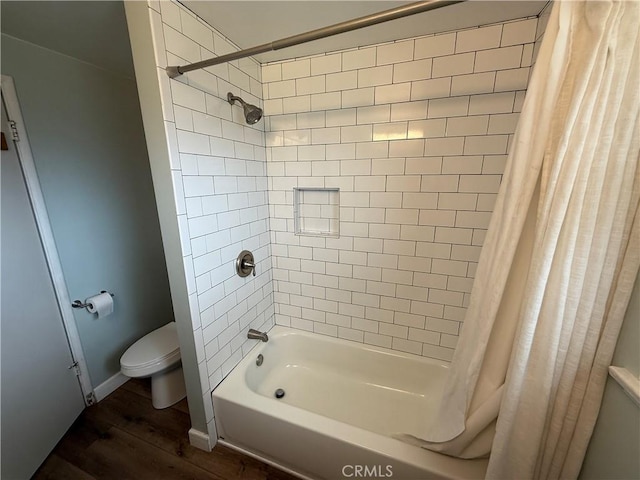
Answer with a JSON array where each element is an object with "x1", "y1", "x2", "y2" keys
[{"x1": 227, "y1": 92, "x2": 263, "y2": 125}]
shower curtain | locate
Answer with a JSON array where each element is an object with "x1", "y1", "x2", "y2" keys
[{"x1": 402, "y1": 0, "x2": 640, "y2": 478}]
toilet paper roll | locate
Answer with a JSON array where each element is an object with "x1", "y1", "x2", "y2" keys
[{"x1": 86, "y1": 292, "x2": 114, "y2": 318}]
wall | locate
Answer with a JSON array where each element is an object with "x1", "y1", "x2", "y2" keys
[
  {"x1": 580, "y1": 273, "x2": 640, "y2": 480},
  {"x1": 533, "y1": 2, "x2": 552, "y2": 65},
  {"x1": 262, "y1": 17, "x2": 538, "y2": 360},
  {"x1": 1, "y1": 26, "x2": 173, "y2": 387},
  {"x1": 126, "y1": 0, "x2": 272, "y2": 444}
]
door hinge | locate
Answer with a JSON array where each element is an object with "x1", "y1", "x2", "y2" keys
[
  {"x1": 68, "y1": 360, "x2": 80, "y2": 376},
  {"x1": 85, "y1": 392, "x2": 96, "y2": 406},
  {"x1": 8, "y1": 120, "x2": 19, "y2": 142}
]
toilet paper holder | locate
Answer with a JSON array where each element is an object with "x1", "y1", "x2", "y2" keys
[{"x1": 72, "y1": 291, "x2": 114, "y2": 309}]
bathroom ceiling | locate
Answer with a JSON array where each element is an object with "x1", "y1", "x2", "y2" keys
[
  {"x1": 183, "y1": 1, "x2": 549, "y2": 64},
  {"x1": 0, "y1": 1, "x2": 548, "y2": 75},
  {"x1": 0, "y1": 1, "x2": 134, "y2": 78}
]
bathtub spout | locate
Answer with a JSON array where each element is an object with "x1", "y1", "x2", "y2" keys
[{"x1": 248, "y1": 329, "x2": 268, "y2": 342}]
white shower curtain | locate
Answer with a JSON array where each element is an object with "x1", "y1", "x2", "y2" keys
[{"x1": 403, "y1": 0, "x2": 640, "y2": 478}]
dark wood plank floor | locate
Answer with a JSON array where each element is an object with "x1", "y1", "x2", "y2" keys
[{"x1": 33, "y1": 379, "x2": 298, "y2": 480}]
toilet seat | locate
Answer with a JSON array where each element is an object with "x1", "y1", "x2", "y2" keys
[{"x1": 120, "y1": 322, "x2": 181, "y2": 377}]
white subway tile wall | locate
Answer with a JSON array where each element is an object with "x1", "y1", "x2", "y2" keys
[
  {"x1": 263, "y1": 18, "x2": 538, "y2": 362},
  {"x1": 147, "y1": 0, "x2": 273, "y2": 440}
]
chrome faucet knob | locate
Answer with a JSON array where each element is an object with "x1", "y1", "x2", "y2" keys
[
  {"x1": 242, "y1": 260, "x2": 256, "y2": 276},
  {"x1": 236, "y1": 250, "x2": 256, "y2": 277}
]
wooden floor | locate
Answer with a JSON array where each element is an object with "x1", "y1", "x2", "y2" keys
[{"x1": 33, "y1": 379, "x2": 298, "y2": 480}]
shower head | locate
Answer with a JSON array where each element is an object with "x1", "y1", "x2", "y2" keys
[{"x1": 227, "y1": 92, "x2": 263, "y2": 125}]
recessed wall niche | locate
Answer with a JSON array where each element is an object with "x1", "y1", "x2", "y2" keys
[{"x1": 293, "y1": 187, "x2": 340, "y2": 237}]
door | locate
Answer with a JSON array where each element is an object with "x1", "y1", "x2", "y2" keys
[{"x1": 1, "y1": 93, "x2": 85, "y2": 479}]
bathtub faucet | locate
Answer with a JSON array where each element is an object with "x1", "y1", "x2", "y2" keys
[{"x1": 247, "y1": 329, "x2": 269, "y2": 342}]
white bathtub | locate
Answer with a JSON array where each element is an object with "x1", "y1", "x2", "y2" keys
[{"x1": 212, "y1": 326, "x2": 487, "y2": 480}]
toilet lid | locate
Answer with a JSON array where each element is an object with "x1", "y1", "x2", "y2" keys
[{"x1": 120, "y1": 322, "x2": 180, "y2": 369}]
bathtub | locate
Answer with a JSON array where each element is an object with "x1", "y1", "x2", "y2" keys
[{"x1": 212, "y1": 326, "x2": 487, "y2": 480}]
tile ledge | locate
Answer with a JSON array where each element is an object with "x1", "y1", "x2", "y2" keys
[{"x1": 608, "y1": 366, "x2": 640, "y2": 407}]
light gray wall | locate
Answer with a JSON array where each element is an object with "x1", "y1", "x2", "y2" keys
[
  {"x1": 610, "y1": 274, "x2": 640, "y2": 378},
  {"x1": 1, "y1": 10, "x2": 173, "y2": 386},
  {"x1": 580, "y1": 273, "x2": 640, "y2": 480}
]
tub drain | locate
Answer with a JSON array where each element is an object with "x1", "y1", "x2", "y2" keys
[{"x1": 274, "y1": 388, "x2": 285, "y2": 399}]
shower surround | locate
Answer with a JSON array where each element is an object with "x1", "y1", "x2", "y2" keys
[
  {"x1": 263, "y1": 17, "x2": 542, "y2": 361},
  {"x1": 132, "y1": 0, "x2": 545, "y2": 450}
]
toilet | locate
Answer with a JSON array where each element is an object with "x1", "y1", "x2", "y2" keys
[{"x1": 120, "y1": 322, "x2": 186, "y2": 409}]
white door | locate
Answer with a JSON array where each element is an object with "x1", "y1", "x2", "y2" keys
[{"x1": 1, "y1": 93, "x2": 85, "y2": 479}]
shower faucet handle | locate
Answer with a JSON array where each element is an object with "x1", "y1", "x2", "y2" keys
[
  {"x1": 243, "y1": 260, "x2": 256, "y2": 276},
  {"x1": 236, "y1": 250, "x2": 256, "y2": 277}
]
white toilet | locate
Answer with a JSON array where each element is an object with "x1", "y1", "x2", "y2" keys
[{"x1": 120, "y1": 322, "x2": 186, "y2": 409}]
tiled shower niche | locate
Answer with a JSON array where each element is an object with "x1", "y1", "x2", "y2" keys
[{"x1": 294, "y1": 187, "x2": 340, "y2": 237}]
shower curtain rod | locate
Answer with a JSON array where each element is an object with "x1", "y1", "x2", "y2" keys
[{"x1": 166, "y1": 0, "x2": 465, "y2": 78}]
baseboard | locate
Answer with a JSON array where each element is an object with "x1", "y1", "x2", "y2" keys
[
  {"x1": 189, "y1": 428, "x2": 212, "y2": 451},
  {"x1": 94, "y1": 372, "x2": 129, "y2": 402}
]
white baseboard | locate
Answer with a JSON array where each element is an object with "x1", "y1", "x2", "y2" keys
[
  {"x1": 94, "y1": 372, "x2": 129, "y2": 402},
  {"x1": 189, "y1": 428, "x2": 212, "y2": 451}
]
